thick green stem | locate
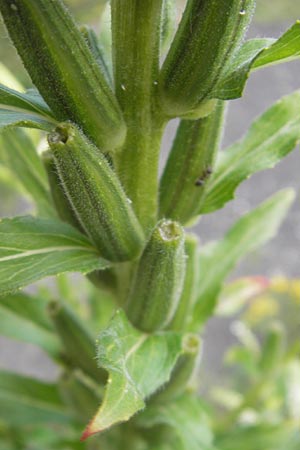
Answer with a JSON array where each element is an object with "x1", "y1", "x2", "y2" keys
[{"x1": 111, "y1": 0, "x2": 164, "y2": 232}]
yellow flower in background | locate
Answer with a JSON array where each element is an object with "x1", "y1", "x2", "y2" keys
[
  {"x1": 244, "y1": 296, "x2": 279, "y2": 325},
  {"x1": 270, "y1": 276, "x2": 290, "y2": 294},
  {"x1": 290, "y1": 280, "x2": 300, "y2": 304}
]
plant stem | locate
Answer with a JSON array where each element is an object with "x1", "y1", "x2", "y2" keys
[{"x1": 111, "y1": 0, "x2": 165, "y2": 232}]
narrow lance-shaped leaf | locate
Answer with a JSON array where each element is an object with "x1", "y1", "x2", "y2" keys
[
  {"x1": 0, "y1": 292, "x2": 60, "y2": 358},
  {"x1": 0, "y1": 0, "x2": 126, "y2": 152},
  {"x1": 0, "y1": 216, "x2": 110, "y2": 296},
  {"x1": 135, "y1": 393, "x2": 213, "y2": 450},
  {"x1": 126, "y1": 219, "x2": 186, "y2": 332},
  {"x1": 158, "y1": 0, "x2": 255, "y2": 118},
  {"x1": 200, "y1": 90, "x2": 300, "y2": 214},
  {"x1": 80, "y1": 25, "x2": 112, "y2": 87},
  {"x1": 159, "y1": 101, "x2": 225, "y2": 224},
  {"x1": 0, "y1": 371, "x2": 70, "y2": 426},
  {"x1": 0, "y1": 84, "x2": 54, "y2": 117},
  {"x1": 0, "y1": 107, "x2": 56, "y2": 132},
  {"x1": 81, "y1": 310, "x2": 184, "y2": 439},
  {"x1": 0, "y1": 129, "x2": 55, "y2": 217},
  {"x1": 160, "y1": 0, "x2": 177, "y2": 56},
  {"x1": 189, "y1": 189, "x2": 295, "y2": 330},
  {"x1": 213, "y1": 21, "x2": 300, "y2": 100}
]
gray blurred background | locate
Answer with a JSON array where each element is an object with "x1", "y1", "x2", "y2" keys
[{"x1": 0, "y1": 1, "x2": 299, "y2": 383}]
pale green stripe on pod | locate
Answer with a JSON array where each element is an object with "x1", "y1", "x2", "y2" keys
[
  {"x1": 48, "y1": 300, "x2": 106, "y2": 383},
  {"x1": 170, "y1": 234, "x2": 200, "y2": 331},
  {"x1": 0, "y1": 0, "x2": 126, "y2": 152},
  {"x1": 159, "y1": 101, "x2": 225, "y2": 225},
  {"x1": 126, "y1": 219, "x2": 186, "y2": 332},
  {"x1": 42, "y1": 150, "x2": 83, "y2": 231},
  {"x1": 48, "y1": 123, "x2": 144, "y2": 263},
  {"x1": 159, "y1": 0, "x2": 255, "y2": 118}
]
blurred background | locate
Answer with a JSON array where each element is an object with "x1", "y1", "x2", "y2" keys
[{"x1": 0, "y1": 0, "x2": 299, "y2": 389}]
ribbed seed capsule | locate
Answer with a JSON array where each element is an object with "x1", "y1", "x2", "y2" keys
[
  {"x1": 59, "y1": 370, "x2": 100, "y2": 423},
  {"x1": 159, "y1": 0, "x2": 255, "y2": 118},
  {"x1": 154, "y1": 334, "x2": 201, "y2": 401},
  {"x1": 126, "y1": 219, "x2": 186, "y2": 332},
  {"x1": 48, "y1": 300, "x2": 106, "y2": 383},
  {"x1": 159, "y1": 101, "x2": 225, "y2": 224},
  {"x1": 0, "y1": 0, "x2": 126, "y2": 152},
  {"x1": 47, "y1": 123, "x2": 144, "y2": 262},
  {"x1": 42, "y1": 150, "x2": 82, "y2": 231}
]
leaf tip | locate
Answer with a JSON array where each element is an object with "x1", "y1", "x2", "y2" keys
[{"x1": 81, "y1": 420, "x2": 102, "y2": 441}]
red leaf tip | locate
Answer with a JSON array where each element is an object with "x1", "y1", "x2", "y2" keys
[{"x1": 81, "y1": 421, "x2": 101, "y2": 441}]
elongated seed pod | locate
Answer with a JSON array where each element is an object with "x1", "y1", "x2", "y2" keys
[
  {"x1": 170, "y1": 234, "x2": 200, "y2": 331},
  {"x1": 259, "y1": 323, "x2": 284, "y2": 375},
  {"x1": 126, "y1": 219, "x2": 186, "y2": 332},
  {"x1": 42, "y1": 150, "x2": 82, "y2": 231},
  {"x1": 0, "y1": 0, "x2": 126, "y2": 152},
  {"x1": 48, "y1": 123, "x2": 144, "y2": 262},
  {"x1": 48, "y1": 300, "x2": 106, "y2": 383},
  {"x1": 59, "y1": 370, "x2": 101, "y2": 423},
  {"x1": 159, "y1": 101, "x2": 225, "y2": 224},
  {"x1": 154, "y1": 334, "x2": 201, "y2": 401},
  {"x1": 159, "y1": 0, "x2": 255, "y2": 117}
]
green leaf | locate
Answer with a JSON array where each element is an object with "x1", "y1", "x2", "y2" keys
[
  {"x1": 0, "y1": 107, "x2": 56, "y2": 132},
  {"x1": 0, "y1": 371, "x2": 70, "y2": 426},
  {"x1": 213, "y1": 22, "x2": 300, "y2": 100},
  {"x1": 0, "y1": 292, "x2": 60, "y2": 358},
  {"x1": 200, "y1": 90, "x2": 300, "y2": 214},
  {"x1": 136, "y1": 393, "x2": 213, "y2": 450},
  {"x1": 253, "y1": 22, "x2": 300, "y2": 69},
  {"x1": 0, "y1": 84, "x2": 54, "y2": 117},
  {"x1": 0, "y1": 128, "x2": 55, "y2": 217},
  {"x1": 216, "y1": 425, "x2": 300, "y2": 450},
  {"x1": 189, "y1": 190, "x2": 295, "y2": 330},
  {"x1": 82, "y1": 310, "x2": 183, "y2": 439},
  {"x1": 0, "y1": 216, "x2": 110, "y2": 296}
]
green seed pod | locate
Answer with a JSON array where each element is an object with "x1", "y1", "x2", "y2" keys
[
  {"x1": 170, "y1": 234, "x2": 200, "y2": 331},
  {"x1": 42, "y1": 150, "x2": 82, "y2": 231},
  {"x1": 59, "y1": 370, "x2": 101, "y2": 423},
  {"x1": 153, "y1": 334, "x2": 201, "y2": 401},
  {"x1": 48, "y1": 123, "x2": 144, "y2": 263},
  {"x1": 126, "y1": 219, "x2": 186, "y2": 332},
  {"x1": 0, "y1": 0, "x2": 126, "y2": 152},
  {"x1": 48, "y1": 300, "x2": 106, "y2": 383},
  {"x1": 159, "y1": 101, "x2": 225, "y2": 224},
  {"x1": 87, "y1": 268, "x2": 117, "y2": 295},
  {"x1": 159, "y1": 0, "x2": 255, "y2": 118}
]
